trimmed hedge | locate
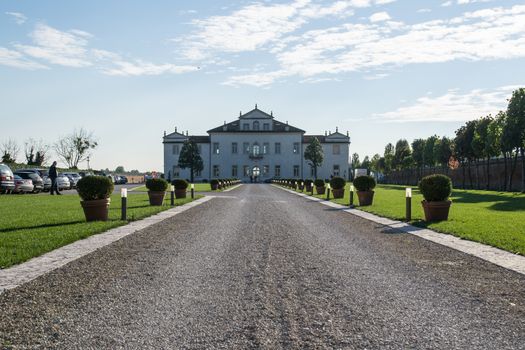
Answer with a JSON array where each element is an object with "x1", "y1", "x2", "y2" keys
[
  {"x1": 314, "y1": 179, "x2": 325, "y2": 187},
  {"x1": 146, "y1": 178, "x2": 168, "y2": 191},
  {"x1": 77, "y1": 176, "x2": 114, "y2": 201},
  {"x1": 353, "y1": 176, "x2": 376, "y2": 191},
  {"x1": 330, "y1": 176, "x2": 346, "y2": 190},
  {"x1": 172, "y1": 179, "x2": 189, "y2": 190},
  {"x1": 419, "y1": 174, "x2": 452, "y2": 202}
]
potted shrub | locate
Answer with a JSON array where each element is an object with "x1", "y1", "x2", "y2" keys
[
  {"x1": 314, "y1": 179, "x2": 326, "y2": 195},
  {"x1": 172, "y1": 179, "x2": 189, "y2": 199},
  {"x1": 147, "y1": 178, "x2": 168, "y2": 205},
  {"x1": 210, "y1": 179, "x2": 219, "y2": 190},
  {"x1": 304, "y1": 179, "x2": 313, "y2": 192},
  {"x1": 298, "y1": 179, "x2": 305, "y2": 191},
  {"x1": 353, "y1": 175, "x2": 376, "y2": 206},
  {"x1": 330, "y1": 176, "x2": 346, "y2": 199},
  {"x1": 77, "y1": 176, "x2": 114, "y2": 222},
  {"x1": 419, "y1": 174, "x2": 452, "y2": 222}
]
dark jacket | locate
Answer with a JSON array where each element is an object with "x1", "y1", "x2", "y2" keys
[{"x1": 49, "y1": 165, "x2": 58, "y2": 179}]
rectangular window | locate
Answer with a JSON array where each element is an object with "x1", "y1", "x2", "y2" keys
[
  {"x1": 333, "y1": 165, "x2": 340, "y2": 176},
  {"x1": 263, "y1": 123, "x2": 269, "y2": 131},
  {"x1": 263, "y1": 142, "x2": 269, "y2": 154},
  {"x1": 333, "y1": 144, "x2": 340, "y2": 155},
  {"x1": 243, "y1": 123, "x2": 250, "y2": 130},
  {"x1": 232, "y1": 142, "x2": 238, "y2": 154},
  {"x1": 293, "y1": 165, "x2": 300, "y2": 177},
  {"x1": 275, "y1": 165, "x2": 281, "y2": 177},
  {"x1": 243, "y1": 142, "x2": 250, "y2": 154},
  {"x1": 213, "y1": 165, "x2": 220, "y2": 177},
  {"x1": 293, "y1": 143, "x2": 300, "y2": 154},
  {"x1": 263, "y1": 165, "x2": 269, "y2": 175},
  {"x1": 173, "y1": 166, "x2": 180, "y2": 178},
  {"x1": 310, "y1": 166, "x2": 315, "y2": 177},
  {"x1": 232, "y1": 165, "x2": 238, "y2": 177},
  {"x1": 243, "y1": 165, "x2": 250, "y2": 176},
  {"x1": 197, "y1": 145, "x2": 202, "y2": 155},
  {"x1": 213, "y1": 143, "x2": 220, "y2": 155},
  {"x1": 275, "y1": 142, "x2": 281, "y2": 154},
  {"x1": 172, "y1": 144, "x2": 180, "y2": 155},
  {"x1": 195, "y1": 169, "x2": 202, "y2": 177}
]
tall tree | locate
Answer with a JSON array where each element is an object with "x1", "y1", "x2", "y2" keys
[
  {"x1": 454, "y1": 121, "x2": 476, "y2": 188},
  {"x1": 384, "y1": 143, "x2": 395, "y2": 174},
  {"x1": 24, "y1": 138, "x2": 49, "y2": 166},
  {"x1": 178, "y1": 139, "x2": 204, "y2": 183},
  {"x1": 304, "y1": 137, "x2": 324, "y2": 179},
  {"x1": 486, "y1": 113, "x2": 504, "y2": 190},
  {"x1": 472, "y1": 116, "x2": 492, "y2": 189},
  {"x1": 434, "y1": 136, "x2": 454, "y2": 174},
  {"x1": 1, "y1": 138, "x2": 20, "y2": 163},
  {"x1": 370, "y1": 153, "x2": 381, "y2": 176},
  {"x1": 411, "y1": 138, "x2": 426, "y2": 179},
  {"x1": 506, "y1": 88, "x2": 525, "y2": 192},
  {"x1": 423, "y1": 135, "x2": 439, "y2": 168},
  {"x1": 54, "y1": 128, "x2": 98, "y2": 169},
  {"x1": 393, "y1": 139, "x2": 411, "y2": 170},
  {"x1": 361, "y1": 155, "x2": 371, "y2": 174},
  {"x1": 351, "y1": 153, "x2": 360, "y2": 169},
  {"x1": 115, "y1": 166, "x2": 125, "y2": 173}
]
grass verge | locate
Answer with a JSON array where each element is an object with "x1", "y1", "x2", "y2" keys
[
  {"x1": 294, "y1": 184, "x2": 525, "y2": 255},
  {"x1": 0, "y1": 193, "x2": 199, "y2": 268}
]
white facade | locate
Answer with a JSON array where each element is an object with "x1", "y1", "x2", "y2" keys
[{"x1": 163, "y1": 107, "x2": 351, "y2": 182}]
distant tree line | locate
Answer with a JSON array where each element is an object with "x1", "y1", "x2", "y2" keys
[
  {"x1": 353, "y1": 88, "x2": 525, "y2": 192},
  {"x1": 1, "y1": 128, "x2": 97, "y2": 169}
]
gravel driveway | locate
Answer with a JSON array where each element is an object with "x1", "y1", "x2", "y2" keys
[{"x1": 1, "y1": 184, "x2": 524, "y2": 349}]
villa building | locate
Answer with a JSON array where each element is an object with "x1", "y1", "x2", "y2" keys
[{"x1": 163, "y1": 106, "x2": 351, "y2": 182}]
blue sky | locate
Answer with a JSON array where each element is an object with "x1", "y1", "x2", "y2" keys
[{"x1": 1, "y1": 0, "x2": 524, "y2": 171}]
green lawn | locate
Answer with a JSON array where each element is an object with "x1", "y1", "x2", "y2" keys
[
  {"x1": 0, "y1": 193, "x2": 197, "y2": 269},
  {"x1": 130, "y1": 183, "x2": 218, "y2": 192},
  {"x1": 295, "y1": 184, "x2": 525, "y2": 255}
]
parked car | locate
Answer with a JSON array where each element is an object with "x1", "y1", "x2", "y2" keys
[
  {"x1": 13, "y1": 175, "x2": 34, "y2": 193},
  {"x1": 14, "y1": 171, "x2": 44, "y2": 193},
  {"x1": 0, "y1": 163, "x2": 15, "y2": 193},
  {"x1": 18, "y1": 168, "x2": 47, "y2": 177},
  {"x1": 42, "y1": 176, "x2": 52, "y2": 192},
  {"x1": 57, "y1": 174, "x2": 71, "y2": 190},
  {"x1": 62, "y1": 172, "x2": 81, "y2": 188}
]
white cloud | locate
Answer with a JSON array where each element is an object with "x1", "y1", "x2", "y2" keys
[
  {"x1": 5, "y1": 11, "x2": 27, "y2": 24},
  {"x1": 0, "y1": 47, "x2": 47, "y2": 69},
  {"x1": 15, "y1": 23, "x2": 92, "y2": 67},
  {"x1": 102, "y1": 60, "x2": 198, "y2": 76},
  {"x1": 226, "y1": 4, "x2": 525, "y2": 86},
  {"x1": 369, "y1": 11, "x2": 391, "y2": 22},
  {"x1": 0, "y1": 23, "x2": 197, "y2": 77},
  {"x1": 373, "y1": 85, "x2": 520, "y2": 122}
]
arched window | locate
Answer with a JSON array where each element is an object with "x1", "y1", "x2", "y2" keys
[{"x1": 253, "y1": 121, "x2": 260, "y2": 130}]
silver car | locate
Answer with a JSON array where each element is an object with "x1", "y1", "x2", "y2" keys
[
  {"x1": 57, "y1": 174, "x2": 71, "y2": 190},
  {"x1": 62, "y1": 172, "x2": 81, "y2": 188}
]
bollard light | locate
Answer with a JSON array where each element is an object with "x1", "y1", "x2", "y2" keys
[
  {"x1": 326, "y1": 183, "x2": 331, "y2": 200},
  {"x1": 406, "y1": 187, "x2": 412, "y2": 221},
  {"x1": 191, "y1": 183, "x2": 195, "y2": 199},
  {"x1": 121, "y1": 188, "x2": 127, "y2": 220},
  {"x1": 349, "y1": 184, "x2": 355, "y2": 208},
  {"x1": 170, "y1": 184, "x2": 175, "y2": 206}
]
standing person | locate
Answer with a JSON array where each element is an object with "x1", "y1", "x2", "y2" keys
[{"x1": 49, "y1": 161, "x2": 61, "y2": 195}]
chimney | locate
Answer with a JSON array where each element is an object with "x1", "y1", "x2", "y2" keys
[
  {"x1": 163, "y1": 130, "x2": 166, "y2": 137},
  {"x1": 175, "y1": 126, "x2": 177, "y2": 133}
]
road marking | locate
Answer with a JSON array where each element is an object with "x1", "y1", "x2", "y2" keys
[
  {"x1": 274, "y1": 185, "x2": 525, "y2": 276},
  {"x1": 0, "y1": 196, "x2": 213, "y2": 294}
]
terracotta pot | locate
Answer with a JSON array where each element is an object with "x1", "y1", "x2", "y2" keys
[
  {"x1": 357, "y1": 190, "x2": 374, "y2": 206},
  {"x1": 175, "y1": 189, "x2": 187, "y2": 199},
  {"x1": 148, "y1": 191, "x2": 166, "y2": 206},
  {"x1": 316, "y1": 186, "x2": 326, "y2": 195},
  {"x1": 421, "y1": 200, "x2": 451, "y2": 222},
  {"x1": 211, "y1": 184, "x2": 218, "y2": 190},
  {"x1": 298, "y1": 184, "x2": 304, "y2": 191},
  {"x1": 332, "y1": 188, "x2": 344, "y2": 199},
  {"x1": 80, "y1": 198, "x2": 110, "y2": 222},
  {"x1": 293, "y1": 184, "x2": 298, "y2": 190},
  {"x1": 305, "y1": 185, "x2": 313, "y2": 192}
]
